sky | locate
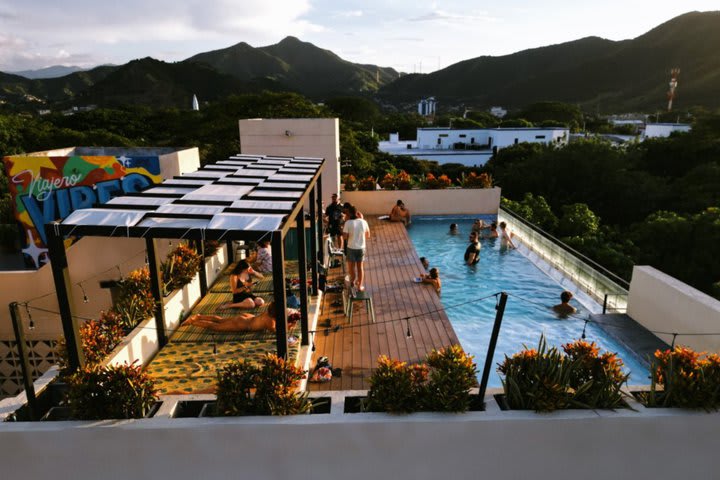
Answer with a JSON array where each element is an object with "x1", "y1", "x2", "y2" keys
[{"x1": 0, "y1": 0, "x2": 717, "y2": 73}]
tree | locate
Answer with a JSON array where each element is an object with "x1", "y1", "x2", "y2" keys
[{"x1": 558, "y1": 203, "x2": 599, "y2": 238}]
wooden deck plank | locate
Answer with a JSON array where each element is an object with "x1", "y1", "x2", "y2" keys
[{"x1": 309, "y1": 216, "x2": 461, "y2": 391}]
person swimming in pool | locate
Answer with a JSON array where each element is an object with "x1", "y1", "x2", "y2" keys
[
  {"x1": 418, "y1": 267, "x2": 441, "y2": 294},
  {"x1": 552, "y1": 291, "x2": 577, "y2": 318}
]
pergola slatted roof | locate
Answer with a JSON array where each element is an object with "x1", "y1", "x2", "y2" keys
[
  {"x1": 58, "y1": 154, "x2": 324, "y2": 240},
  {"x1": 48, "y1": 154, "x2": 325, "y2": 370}
]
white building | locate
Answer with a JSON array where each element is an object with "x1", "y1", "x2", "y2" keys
[
  {"x1": 416, "y1": 127, "x2": 569, "y2": 151},
  {"x1": 643, "y1": 123, "x2": 691, "y2": 139},
  {"x1": 490, "y1": 106, "x2": 507, "y2": 118},
  {"x1": 418, "y1": 97, "x2": 437, "y2": 117}
]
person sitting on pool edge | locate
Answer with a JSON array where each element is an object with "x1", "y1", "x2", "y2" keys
[
  {"x1": 464, "y1": 231, "x2": 481, "y2": 266},
  {"x1": 389, "y1": 199, "x2": 411, "y2": 225},
  {"x1": 185, "y1": 301, "x2": 300, "y2": 333},
  {"x1": 418, "y1": 267, "x2": 441, "y2": 294},
  {"x1": 552, "y1": 291, "x2": 577, "y2": 317}
]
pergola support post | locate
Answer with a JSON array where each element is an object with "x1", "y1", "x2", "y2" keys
[
  {"x1": 194, "y1": 239, "x2": 208, "y2": 296},
  {"x1": 308, "y1": 187, "x2": 319, "y2": 295},
  {"x1": 9, "y1": 302, "x2": 37, "y2": 419},
  {"x1": 316, "y1": 176, "x2": 324, "y2": 267},
  {"x1": 296, "y1": 213, "x2": 310, "y2": 346},
  {"x1": 45, "y1": 223, "x2": 85, "y2": 372},
  {"x1": 146, "y1": 238, "x2": 168, "y2": 347},
  {"x1": 271, "y1": 232, "x2": 288, "y2": 359},
  {"x1": 226, "y1": 239, "x2": 234, "y2": 264}
]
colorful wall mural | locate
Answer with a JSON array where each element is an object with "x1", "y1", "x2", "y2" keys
[{"x1": 2, "y1": 155, "x2": 161, "y2": 268}]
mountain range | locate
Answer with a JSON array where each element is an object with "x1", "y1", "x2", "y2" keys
[{"x1": 1, "y1": 11, "x2": 719, "y2": 112}]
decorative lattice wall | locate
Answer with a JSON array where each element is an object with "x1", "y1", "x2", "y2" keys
[{"x1": 0, "y1": 339, "x2": 59, "y2": 398}]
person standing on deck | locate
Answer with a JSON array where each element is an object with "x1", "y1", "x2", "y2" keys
[
  {"x1": 325, "y1": 193, "x2": 344, "y2": 250},
  {"x1": 343, "y1": 205, "x2": 370, "y2": 292}
]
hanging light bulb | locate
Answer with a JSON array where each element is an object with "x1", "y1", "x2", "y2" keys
[
  {"x1": 25, "y1": 304, "x2": 35, "y2": 331},
  {"x1": 405, "y1": 318, "x2": 412, "y2": 338},
  {"x1": 79, "y1": 282, "x2": 89, "y2": 303}
]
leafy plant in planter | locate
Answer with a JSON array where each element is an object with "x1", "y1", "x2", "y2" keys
[
  {"x1": 641, "y1": 346, "x2": 720, "y2": 409},
  {"x1": 161, "y1": 243, "x2": 202, "y2": 295},
  {"x1": 357, "y1": 176, "x2": 377, "y2": 191},
  {"x1": 379, "y1": 173, "x2": 396, "y2": 190},
  {"x1": 255, "y1": 353, "x2": 312, "y2": 415},
  {"x1": 366, "y1": 356, "x2": 426, "y2": 413},
  {"x1": 56, "y1": 311, "x2": 125, "y2": 374},
  {"x1": 365, "y1": 346, "x2": 476, "y2": 413},
  {"x1": 67, "y1": 362, "x2": 158, "y2": 420},
  {"x1": 203, "y1": 239, "x2": 220, "y2": 257},
  {"x1": 343, "y1": 174, "x2": 358, "y2": 191},
  {"x1": 422, "y1": 345, "x2": 478, "y2": 412},
  {"x1": 498, "y1": 336, "x2": 629, "y2": 412},
  {"x1": 562, "y1": 339, "x2": 628, "y2": 409},
  {"x1": 215, "y1": 354, "x2": 311, "y2": 416},
  {"x1": 461, "y1": 172, "x2": 493, "y2": 189},
  {"x1": 115, "y1": 267, "x2": 154, "y2": 329},
  {"x1": 216, "y1": 360, "x2": 258, "y2": 416},
  {"x1": 395, "y1": 170, "x2": 413, "y2": 190},
  {"x1": 424, "y1": 173, "x2": 452, "y2": 189}
]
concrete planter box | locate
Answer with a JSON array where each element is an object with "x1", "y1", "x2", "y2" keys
[{"x1": 341, "y1": 187, "x2": 501, "y2": 216}]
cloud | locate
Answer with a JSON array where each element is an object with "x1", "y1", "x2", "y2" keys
[
  {"x1": 336, "y1": 10, "x2": 363, "y2": 18},
  {"x1": 0, "y1": 0, "x2": 322, "y2": 69},
  {"x1": 406, "y1": 10, "x2": 497, "y2": 24}
]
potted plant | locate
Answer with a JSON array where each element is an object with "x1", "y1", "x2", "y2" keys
[
  {"x1": 357, "y1": 176, "x2": 377, "y2": 191},
  {"x1": 161, "y1": 243, "x2": 202, "y2": 295},
  {"x1": 461, "y1": 172, "x2": 493, "y2": 189},
  {"x1": 211, "y1": 353, "x2": 314, "y2": 417},
  {"x1": 379, "y1": 173, "x2": 396, "y2": 190},
  {"x1": 635, "y1": 346, "x2": 720, "y2": 410},
  {"x1": 342, "y1": 174, "x2": 357, "y2": 191},
  {"x1": 359, "y1": 346, "x2": 478, "y2": 414},
  {"x1": 65, "y1": 362, "x2": 159, "y2": 420},
  {"x1": 395, "y1": 170, "x2": 413, "y2": 190},
  {"x1": 497, "y1": 336, "x2": 629, "y2": 412},
  {"x1": 424, "y1": 173, "x2": 452, "y2": 189}
]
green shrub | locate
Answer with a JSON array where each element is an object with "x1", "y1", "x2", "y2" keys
[
  {"x1": 562, "y1": 339, "x2": 628, "y2": 409},
  {"x1": 161, "y1": 243, "x2": 202, "y2": 295},
  {"x1": 642, "y1": 346, "x2": 720, "y2": 410},
  {"x1": 498, "y1": 336, "x2": 629, "y2": 412},
  {"x1": 216, "y1": 360, "x2": 258, "y2": 416},
  {"x1": 423, "y1": 345, "x2": 477, "y2": 412},
  {"x1": 114, "y1": 267, "x2": 154, "y2": 329},
  {"x1": 366, "y1": 355, "x2": 426, "y2": 413},
  {"x1": 366, "y1": 346, "x2": 476, "y2": 413},
  {"x1": 215, "y1": 354, "x2": 311, "y2": 416},
  {"x1": 68, "y1": 363, "x2": 158, "y2": 420}
]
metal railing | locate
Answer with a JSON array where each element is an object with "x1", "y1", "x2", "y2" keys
[{"x1": 499, "y1": 206, "x2": 630, "y2": 309}]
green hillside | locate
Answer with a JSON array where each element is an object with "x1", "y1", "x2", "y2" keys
[{"x1": 378, "y1": 11, "x2": 720, "y2": 112}]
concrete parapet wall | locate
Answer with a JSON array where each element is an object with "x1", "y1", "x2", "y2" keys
[
  {"x1": 628, "y1": 266, "x2": 720, "y2": 352},
  {"x1": 341, "y1": 187, "x2": 501, "y2": 215},
  {"x1": 1, "y1": 389, "x2": 719, "y2": 480}
]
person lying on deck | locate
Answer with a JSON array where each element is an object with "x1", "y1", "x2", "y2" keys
[
  {"x1": 219, "y1": 260, "x2": 265, "y2": 309},
  {"x1": 185, "y1": 302, "x2": 300, "y2": 332}
]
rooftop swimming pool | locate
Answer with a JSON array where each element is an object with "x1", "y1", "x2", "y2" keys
[{"x1": 408, "y1": 215, "x2": 649, "y2": 387}]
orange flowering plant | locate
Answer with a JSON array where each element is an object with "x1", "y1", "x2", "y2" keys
[
  {"x1": 461, "y1": 172, "x2": 493, "y2": 189},
  {"x1": 357, "y1": 176, "x2": 377, "y2": 191},
  {"x1": 366, "y1": 346, "x2": 476, "y2": 413},
  {"x1": 641, "y1": 346, "x2": 720, "y2": 409},
  {"x1": 498, "y1": 335, "x2": 628, "y2": 412},
  {"x1": 395, "y1": 170, "x2": 413, "y2": 190},
  {"x1": 424, "y1": 173, "x2": 452, "y2": 189},
  {"x1": 379, "y1": 172, "x2": 397, "y2": 190},
  {"x1": 161, "y1": 242, "x2": 202, "y2": 295},
  {"x1": 342, "y1": 174, "x2": 358, "y2": 191}
]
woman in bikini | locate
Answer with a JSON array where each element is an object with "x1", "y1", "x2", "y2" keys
[
  {"x1": 219, "y1": 260, "x2": 265, "y2": 309},
  {"x1": 185, "y1": 301, "x2": 299, "y2": 333}
]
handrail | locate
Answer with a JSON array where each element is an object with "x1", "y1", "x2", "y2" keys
[{"x1": 499, "y1": 206, "x2": 630, "y2": 289}]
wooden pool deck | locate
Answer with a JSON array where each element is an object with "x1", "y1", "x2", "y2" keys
[{"x1": 308, "y1": 216, "x2": 461, "y2": 391}]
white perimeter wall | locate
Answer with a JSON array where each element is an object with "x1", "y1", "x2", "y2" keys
[
  {"x1": 239, "y1": 118, "x2": 340, "y2": 207},
  {"x1": 628, "y1": 266, "x2": 720, "y2": 352},
  {"x1": 644, "y1": 124, "x2": 691, "y2": 138},
  {"x1": 1, "y1": 402, "x2": 719, "y2": 480},
  {"x1": 341, "y1": 188, "x2": 501, "y2": 216}
]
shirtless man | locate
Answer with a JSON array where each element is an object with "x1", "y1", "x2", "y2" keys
[
  {"x1": 184, "y1": 301, "x2": 299, "y2": 332},
  {"x1": 552, "y1": 291, "x2": 577, "y2": 317},
  {"x1": 389, "y1": 200, "x2": 411, "y2": 226}
]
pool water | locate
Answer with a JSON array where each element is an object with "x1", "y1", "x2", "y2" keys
[{"x1": 408, "y1": 215, "x2": 649, "y2": 387}]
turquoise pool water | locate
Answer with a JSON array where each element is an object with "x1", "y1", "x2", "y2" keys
[{"x1": 408, "y1": 215, "x2": 649, "y2": 387}]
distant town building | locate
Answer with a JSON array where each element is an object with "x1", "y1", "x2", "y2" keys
[
  {"x1": 379, "y1": 126, "x2": 569, "y2": 167},
  {"x1": 418, "y1": 97, "x2": 437, "y2": 117},
  {"x1": 490, "y1": 106, "x2": 507, "y2": 118},
  {"x1": 192, "y1": 94, "x2": 200, "y2": 111},
  {"x1": 643, "y1": 123, "x2": 691, "y2": 139}
]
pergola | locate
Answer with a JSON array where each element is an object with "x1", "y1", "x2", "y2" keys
[{"x1": 46, "y1": 154, "x2": 325, "y2": 372}]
